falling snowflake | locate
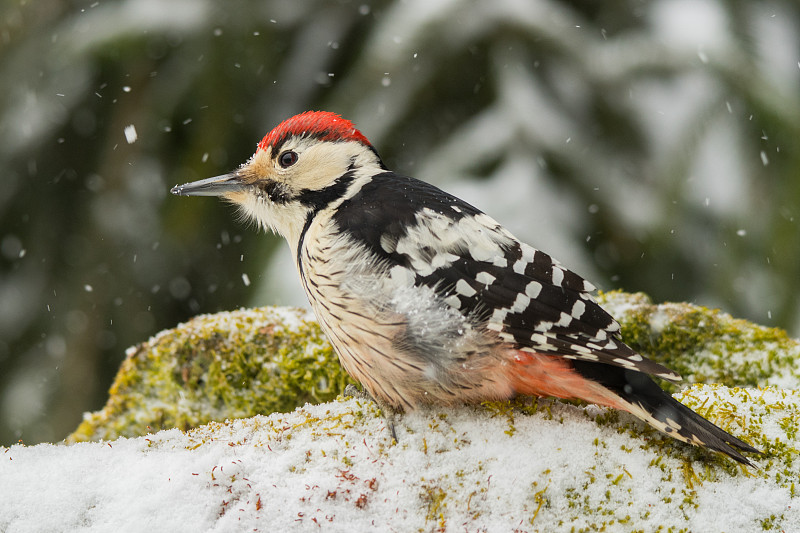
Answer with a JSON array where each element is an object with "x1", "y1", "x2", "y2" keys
[{"x1": 124, "y1": 125, "x2": 137, "y2": 144}]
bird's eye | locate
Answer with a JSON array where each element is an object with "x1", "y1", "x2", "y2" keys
[{"x1": 278, "y1": 150, "x2": 298, "y2": 168}]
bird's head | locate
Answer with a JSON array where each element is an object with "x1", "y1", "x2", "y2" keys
[{"x1": 171, "y1": 111, "x2": 384, "y2": 243}]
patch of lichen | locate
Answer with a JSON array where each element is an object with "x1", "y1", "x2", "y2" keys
[
  {"x1": 596, "y1": 291, "x2": 800, "y2": 393},
  {"x1": 67, "y1": 307, "x2": 354, "y2": 443}
]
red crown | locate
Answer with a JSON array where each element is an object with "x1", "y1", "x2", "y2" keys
[{"x1": 258, "y1": 111, "x2": 371, "y2": 152}]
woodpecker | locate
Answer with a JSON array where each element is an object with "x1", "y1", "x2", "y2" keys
[{"x1": 172, "y1": 111, "x2": 759, "y2": 465}]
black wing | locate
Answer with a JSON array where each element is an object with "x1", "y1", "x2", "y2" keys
[{"x1": 333, "y1": 172, "x2": 680, "y2": 381}]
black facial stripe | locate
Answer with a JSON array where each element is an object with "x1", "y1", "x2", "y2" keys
[
  {"x1": 258, "y1": 180, "x2": 293, "y2": 204},
  {"x1": 296, "y1": 169, "x2": 358, "y2": 275},
  {"x1": 297, "y1": 169, "x2": 356, "y2": 213},
  {"x1": 296, "y1": 211, "x2": 315, "y2": 291}
]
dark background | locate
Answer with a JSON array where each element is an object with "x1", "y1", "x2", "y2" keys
[{"x1": 1, "y1": 0, "x2": 798, "y2": 446}]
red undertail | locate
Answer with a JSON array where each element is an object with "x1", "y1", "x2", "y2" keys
[{"x1": 505, "y1": 350, "x2": 629, "y2": 411}]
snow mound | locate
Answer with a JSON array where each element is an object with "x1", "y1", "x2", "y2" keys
[{"x1": 3, "y1": 385, "x2": 797, "y2": 532}]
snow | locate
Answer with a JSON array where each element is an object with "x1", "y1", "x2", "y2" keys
[
  {"x1": 124, "y1": 124, "x2": 137, "y2": 144},
  {"x1": 2, "y1": 387, "x2": 797, "y2": 532}
]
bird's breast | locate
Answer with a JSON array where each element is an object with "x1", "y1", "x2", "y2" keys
[{"x1": 296, "y1": 219, "x2": 513, "y2": 409}]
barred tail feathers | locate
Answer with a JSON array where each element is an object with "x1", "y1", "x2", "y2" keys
[{"x1": 572, "y1": 362, "x2": 761, "y2": 466}]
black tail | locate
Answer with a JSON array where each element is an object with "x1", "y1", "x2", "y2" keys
[{"x1": 573, "y1": 362, "x2": 761, "y2": 466}]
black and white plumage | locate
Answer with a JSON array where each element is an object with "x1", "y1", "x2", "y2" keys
[{"x1": 171, "y1": 111, "x2": 760, "y2": 465}]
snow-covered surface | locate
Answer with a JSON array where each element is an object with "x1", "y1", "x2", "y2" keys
[{"x1": 3, "y1": 386, "x2": 797, "y2": 532}]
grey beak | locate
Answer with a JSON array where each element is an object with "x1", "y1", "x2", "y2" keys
[{"x1": 170, "y1": 172, "x2": 245, "y2": 197}]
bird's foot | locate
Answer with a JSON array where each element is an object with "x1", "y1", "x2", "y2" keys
[{"x1": 343, "y1": 384, "x2": 399, "y2": 442}]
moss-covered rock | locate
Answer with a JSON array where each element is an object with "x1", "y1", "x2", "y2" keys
[
  {"x1": 597, "y1": 291, "x2": 800, "y2": 391},
  {"x1": 39, "y1": 292, "x2": 800, "y2": 529},
  {"x1": 70, "y1": 291, "x2": 800, "y2": 444},
  {"x1": 68, "y1": 307, "x2": 354, "y2": 443}
]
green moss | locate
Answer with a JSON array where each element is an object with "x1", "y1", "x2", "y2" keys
[
  {"x1": 68, "y1": 307, "x2": 354, "y2": 443},
  {"x1": 421, "y1": 483, "x2": 448, "y2": 526},
  {"x1": 480, "y1": 398, "x2": 519, "y2": 436},
  {"x1": 597, "y1": 291, "x2": 800, "y2": 392}
]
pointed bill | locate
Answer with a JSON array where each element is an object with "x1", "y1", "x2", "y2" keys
[{"x1": 170, "y1": 173, "x2": 245, "y2": 197}]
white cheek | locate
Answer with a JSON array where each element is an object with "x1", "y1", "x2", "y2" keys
[
  {"x1": 290, "y1": 145, "x2": 351, "y2": 189},
  {"x1": 237, "y1": 195, "x2": 307, "y2": 245}
]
